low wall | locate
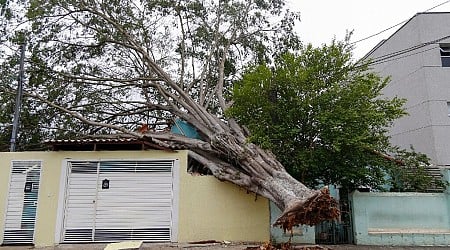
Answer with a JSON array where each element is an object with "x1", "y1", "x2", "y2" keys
[
  {"x1": 269, "y1": 201, "x2": 315, "y2": 244},
  {"x1": 351, "y1": 190, "x2": 450, "y2": 246}
]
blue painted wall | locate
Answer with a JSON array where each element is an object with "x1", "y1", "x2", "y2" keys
[
  {"x1": 171, "y1": 119, "x2": 201, "y2": 139},
  {"x1": 351, "y1": 170, "x2": 450, "y2": 246},
  {"x1": 269, "y1": 201, "x2": 315, "y2": 244}
]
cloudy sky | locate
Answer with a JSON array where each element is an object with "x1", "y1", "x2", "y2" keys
[{"x1": 287, "y1": 0, "x2": 450, "y2": 59}]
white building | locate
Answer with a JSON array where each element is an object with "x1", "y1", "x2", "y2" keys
[{"x1": 366, "y1": 12, "x2": 450, "y2": 168}]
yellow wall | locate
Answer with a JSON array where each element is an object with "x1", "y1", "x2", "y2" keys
[
  {"x1": 0, "y1": 154, "x2": 10, "y2": 244},
  {"x1": 178, "y1": 172, "x2": 270, "y2": 242},
  {"x1": 0, "y1": 150, "x2": 269, "y2": 247}
]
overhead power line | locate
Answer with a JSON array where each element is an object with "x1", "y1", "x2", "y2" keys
[
  {"x1": 354, "y1": 34, "x2": 450, "y2": 67},
  {"x1": 369, "y1": 34, "x2": 450, "y2": 64},
  {"x1": 369, "y1": 46, "x2": 436, "y2": 66},
  {"x1": 351, "y1": 0, "x2": 450, "y2": 45}
]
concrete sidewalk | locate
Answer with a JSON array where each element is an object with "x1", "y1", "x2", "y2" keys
[{"x1": 0, "y1": 243, "x2": 449, "y2": 250}]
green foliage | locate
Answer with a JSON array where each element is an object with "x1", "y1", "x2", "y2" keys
[
  {"x1": 0, "y1": 0, "x2": 445, "y2": 191},
  {"x1": 0, "y1": 0, "x2": 301, "y2": 150},
  {"x1": 386, "y1": 147, "x2": 448, "y2": 192},
  {"x1": 0, "y1": 65, "x2": 46, "y2": 151},
  {"x1": 228, "y1": 39, "x2": 444, "y2": 191},
  {"x1": 0, "y1": 48, "x2": 99, "y2": 151}
]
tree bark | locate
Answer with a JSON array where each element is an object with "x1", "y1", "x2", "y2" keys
[
  {"x1": 23, "y1": 76, "x2": 339, "y2": 230},
  {"x1": 188, "y1": 129, "x2": 339, "y2": 229},
  {"x1": 149, "y1": 108, "x2": 340, "y2": 230}
]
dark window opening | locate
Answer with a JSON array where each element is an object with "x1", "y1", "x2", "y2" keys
[
  {"x1": 440, "y1": 45, "x2": 450, "y2": 67},
  {"x1": 447, "y1": 102, "x2": 450, "y2": 117},
  {"x1": 188, "y1": 156, "x2": 212, "y2": 176}
]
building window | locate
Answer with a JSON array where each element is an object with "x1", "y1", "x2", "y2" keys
[
  {"x1": 440, "y1": 45, "x2": 450, "y2": 67},
  {"x1": 448, "y1": 102, "x2": 450, "y2": 116}
]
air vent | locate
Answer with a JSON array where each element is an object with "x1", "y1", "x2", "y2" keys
[
  {"x1": 70, "y1": 161, "x2": 98, "y2": 173},
  {"x1": 94, "y1": 228, "x2": 170, "y2": 242},
  {"x1": 2, "y1": 230, "x2": 34, "y2": 244},
  {"x1": 63, "y1": 229, "x2": 93, "y2": 242},
  {"x1": 100, "y1": 160, "x2": 172, "y2": 173}
]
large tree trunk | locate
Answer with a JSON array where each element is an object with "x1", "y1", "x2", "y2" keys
[
  {"x1": 28, "y1": 77, "x2": 339, "y2": 230},
  {"x1": 149, "y1": 111, "x2": 339, "y2": 230}
]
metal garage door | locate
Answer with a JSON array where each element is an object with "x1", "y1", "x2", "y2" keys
[
  {"x1": 2, "y1": 161, "x2": 41, "y2": 245},
  {"x1": 62, "y1": 160, "x2": 174, "y2": 243}
]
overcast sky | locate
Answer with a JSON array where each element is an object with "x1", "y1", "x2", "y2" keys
[{"x1": 287, "y1": 0, "x2": 450, "y2": 59}]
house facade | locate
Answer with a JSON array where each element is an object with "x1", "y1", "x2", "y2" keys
[
  {"x1": 0, "y1": 148, "x2": 269, "y2": 247},
  {"x1": 365, "y1": 12, "x2": 450, "y2": 169}
]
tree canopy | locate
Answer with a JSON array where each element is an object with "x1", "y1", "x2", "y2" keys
[
  {"x1": 228, "y1": 40, "x2": 445, "y2": 191},
  {"x1": 0, "y1": 0, "x2": 301, "y2": 149},
  {"x1": 0, "y1": 0, "x2": 340, "y2": 229},
  {"x1": 0, "y1": 0, "x2": 443, "y2": 232}
]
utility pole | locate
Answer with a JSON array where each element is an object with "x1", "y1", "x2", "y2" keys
[{"x1": 10, "y1": 43, "x2": 26, "y2": 152}]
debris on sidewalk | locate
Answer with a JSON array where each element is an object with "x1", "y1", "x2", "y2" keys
[
  {"x1": 188, "y1": 240, "x2": 221, "y2": 244},
  {"x1": 246, "y1": 242, "x2": 332, "y2": 250},
  {"x1": 104, "y1": 240, "x2": 143, "y2": 250}
]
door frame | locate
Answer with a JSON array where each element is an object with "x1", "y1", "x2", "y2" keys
[{"x1": 55, "y1": 158, "x2": 180, "y2": 243}]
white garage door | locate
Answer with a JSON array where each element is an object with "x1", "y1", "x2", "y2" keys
[{"x1": 62, "y1": 160, "x2": 175, "y2": 243}]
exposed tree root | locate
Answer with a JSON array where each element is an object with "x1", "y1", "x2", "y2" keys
[{"x1": 274, "y1": 188, "x2": 340, "y2": 231}]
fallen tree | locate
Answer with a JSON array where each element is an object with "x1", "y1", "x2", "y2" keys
[{"x1": 1, "y1": 0, "x2": 339, "y2": 228}]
